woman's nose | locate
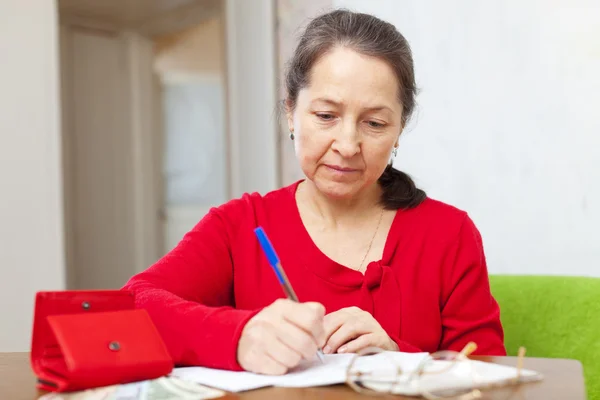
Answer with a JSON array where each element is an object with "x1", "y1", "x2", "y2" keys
[{"x1": 332, "y1": 121, "x2": 360, "y2": 157}]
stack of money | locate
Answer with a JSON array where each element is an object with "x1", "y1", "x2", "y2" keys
[{"x1": 39, "y1": 376, "x2": 226, "y2": 400}]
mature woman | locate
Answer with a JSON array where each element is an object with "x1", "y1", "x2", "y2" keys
[{"x1": 124, "y1": 9, "x2": 505, "y2": 375}]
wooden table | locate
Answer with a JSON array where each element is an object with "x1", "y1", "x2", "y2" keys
[{"x1": 0, "y1": 353, "x2": 586, "y2": 399}]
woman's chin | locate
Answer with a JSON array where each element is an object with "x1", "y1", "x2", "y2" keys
[{"x1": 313, "y1": 179, "x2": 362, "y2": 201}]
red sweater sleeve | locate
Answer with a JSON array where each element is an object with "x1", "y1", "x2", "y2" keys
[
  {"x1": 439, "y1": 214, "x2": 506, "y2": 356},
  {"x1": 122, "y1": 206, "x2": 257, "y2": 370}
]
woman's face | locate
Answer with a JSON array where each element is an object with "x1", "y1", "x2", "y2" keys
[{"x1": 287, "y1": 46, "x2": 403, "y2": 201}]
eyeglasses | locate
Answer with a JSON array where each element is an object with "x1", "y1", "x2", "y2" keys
[{"x1": 345, "y1": 343, "x2": 539, "y2": 399}]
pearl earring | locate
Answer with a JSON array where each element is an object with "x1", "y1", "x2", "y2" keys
[{"x1": 392, "y1": 146, "x2": 398, "y2": 157}]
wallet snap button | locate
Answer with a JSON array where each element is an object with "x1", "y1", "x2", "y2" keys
[
  {"x1": 108, "y1": 341, "x2": 121, "y2": 351},
  {"x1": 81, "y1": 301, "x2": 91, "y2": 310}
]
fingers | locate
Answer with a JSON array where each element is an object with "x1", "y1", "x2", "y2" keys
[
  {"x1": 276, "y1": 319, "x2": 319, "y2": 359},
  {"x1": 238, "y1": 325, "x2": 287, "y2": 375},
  {"x1": 257, "y1": 355, "x2": 288, "y2": 375},
  {"x1": 264, "y1": 331, "x2": 303, "y2": 369},
  {"x1": 323, "y1": 306, "x2": 364, "y2": 335},
  {"x1": 337, "y1": 333, "x2": 373, "y2": 354},
  {"x1": 324, "y1": 316, "x2": 369, "y2": 354},
  {"x1": 237, "y1": 299, "x2": 327, "y2": 375},
  {"x1": 278, "y1": 300, "x2": 326, "y2": 346},
  {"x1": 323, "y1": 309, "x2": 346, "y2": 340},
  {"x1": 248, "y1": 345, "x2": 288, "y2": 375},
  {"x1": 238, "y1": 320, "x2": 302, "y2": 375}
]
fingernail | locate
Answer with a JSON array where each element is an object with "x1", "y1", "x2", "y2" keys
[
  {"x1": 338, "y1": 346, "x2": 347, "y2": 353},
  {"x1": 323, "y1": 345, "x2": 332, "y2": 354}
]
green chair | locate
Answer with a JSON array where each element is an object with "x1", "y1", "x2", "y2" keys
[{"x1": 490, "y1": 275, "x2": 599, "y2": 400}]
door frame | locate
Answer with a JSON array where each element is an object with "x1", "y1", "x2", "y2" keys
[{"x1": 223, "y1": 0, "x2": 280, "y2": 199}]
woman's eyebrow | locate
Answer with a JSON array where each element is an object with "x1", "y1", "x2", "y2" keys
[
  {"x1": 311, "y1": 97, "x2": 393, "y2": 113},
  {"x1": 310, "y1": 97, "x2": 342, "y2": 107}
]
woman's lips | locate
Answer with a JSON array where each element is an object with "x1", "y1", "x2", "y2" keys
[{"x1": 324, "y1": 164, "x2": 359, "y2": 173}]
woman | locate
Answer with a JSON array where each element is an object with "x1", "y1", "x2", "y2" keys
[{"x1": 123, "y1": 9, "x2": 505, "y2": 375}]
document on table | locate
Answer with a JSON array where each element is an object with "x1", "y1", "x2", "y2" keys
[
  {"x1": 172, "y1": 352, "x2": 428, "y2": 392},
  {"x1": 172, "y1": 351, "x2": 543, "y2": 395}
]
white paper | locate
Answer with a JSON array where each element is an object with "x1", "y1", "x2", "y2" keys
[
  {"x1": 172, "y1": 352, "x2": 429, "y2": 392},
  {"x1": 173, "y1": 351, "x2": 543, "y2": 395}
]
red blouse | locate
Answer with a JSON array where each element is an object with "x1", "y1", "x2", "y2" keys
[{"x1": 123, "y1": 181, "x2": 506, "y2": 370}]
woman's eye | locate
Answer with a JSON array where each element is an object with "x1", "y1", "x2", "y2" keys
[
  {"x1": 367, "y1": 121, "x2": 386, "y2": 128},
  {"x1": 316, "y1": 113, "x2": 335, "y2": 121}
]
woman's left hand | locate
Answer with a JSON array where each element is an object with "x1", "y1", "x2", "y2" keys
[{"x1": 322, "y1": 306, "x2": 399, "y2": 354}]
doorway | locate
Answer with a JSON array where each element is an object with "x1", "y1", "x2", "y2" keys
[
  {"x1": 154, "y1": 19, "x2": 229, "y2": 252},
  {"x1": 58, "y1": 0, "x2": 279, "y2": 290}
]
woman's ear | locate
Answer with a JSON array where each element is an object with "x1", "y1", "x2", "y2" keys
[
  {"x1": 397, "y1": 115, "x2": 408, "y2": 142},
  {"x1": 284, "y1": 98, "x2": 294, "y2": 132},
  {"x1": 395, "y1": 130, "x2": 402, "y2": 148}
]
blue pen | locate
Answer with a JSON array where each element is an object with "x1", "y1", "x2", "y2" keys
[{"x1": 254, "y1": 226, "x2": 325, "y2": 363}]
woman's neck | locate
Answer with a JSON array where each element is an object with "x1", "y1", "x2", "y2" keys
[{"x1": 297, "y1": 180, "x2": 383, "y2": 227}]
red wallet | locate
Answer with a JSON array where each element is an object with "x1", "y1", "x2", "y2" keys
[{"x1": 31, "y1": 290, "x2": 173, "y2": 392}]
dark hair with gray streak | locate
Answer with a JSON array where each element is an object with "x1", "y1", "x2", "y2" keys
[{"x1": 285, "y1": 9, "x2": 426, "y2": 210}]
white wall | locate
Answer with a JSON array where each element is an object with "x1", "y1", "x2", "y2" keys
[
  {"x1": 335, "y1": 0, "x2": 600, "y2": 277},
  {"x1": 0, "y1": 0, "x2": 65, "y2": 350}
]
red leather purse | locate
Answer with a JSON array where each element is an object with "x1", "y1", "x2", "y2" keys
[{"x1": 31, "y1": 290, "x2": 173, "y2": 392}]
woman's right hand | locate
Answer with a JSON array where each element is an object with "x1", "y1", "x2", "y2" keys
[{"x1": 237, "y1": 299, "x2": 326, "y2": 375}]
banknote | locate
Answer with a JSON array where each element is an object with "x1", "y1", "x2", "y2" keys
[{"x1": 38, "y1": 376, "x2": 225, "y2": 400}]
